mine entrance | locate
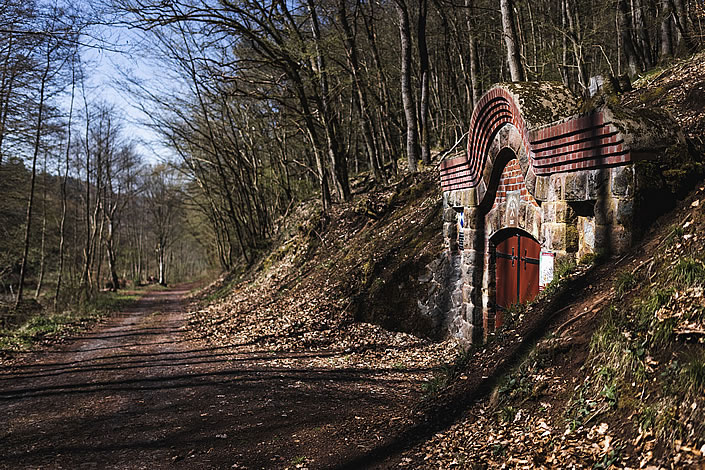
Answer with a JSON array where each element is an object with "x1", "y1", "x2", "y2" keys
[{"x1": 494, "y1": 229, "x2": 540, "y2": 324}]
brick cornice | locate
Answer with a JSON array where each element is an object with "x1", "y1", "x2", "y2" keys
[{"x1": 439, "y1": 85, "x2": 632, "y2": 192}]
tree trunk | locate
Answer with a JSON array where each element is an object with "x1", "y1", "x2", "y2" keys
[
  {"x1": 660, "y1": 0, "x2": 674, "y2": 59},
  {"x1": 418, "y1": 0, "x2": 431, "y2": 165},
  {"x1": 54, "y1": 58, "x2": 75, "y2": 311},
  {"x1": 105, "y1": 214, "x2": 120, "y2": 291},
  {"x1": 307, "y1": 0, "x2": 351, "y2": 201},
  {"x1": 393, "y1": 0, "x2": 419, "y2": 173},
  {"x1": 501, "y1": 0, "x2": 525, "y2": 82},
  {"x1": 158, "y1": 243, "x2": 166, "y2": 286},
  {"x1": 617, "y1": 0, "x2": 642, "y2": 76},
  {"x1": 633, "y1": 0, "x2": 654, "y2": 68},
  {"x1": 34, "y1": 152, "x2": 48, "y2": 299},
  {"x1": 337, "y1": 0, "x2": 385, "y2": 184},
  {"x1": 15, "y1": 42, "x2": 51, "y2": 309},
  {"x1": 0, "y1": 32, "x2": 16, "y2": 167},
  {"x1": 670, "y1": 0, "x2": 695, "y2": 52}
]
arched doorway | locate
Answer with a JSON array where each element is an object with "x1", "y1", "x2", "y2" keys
[{"x1": 492, "y1": 228, "x2": 540, "y2": 327}]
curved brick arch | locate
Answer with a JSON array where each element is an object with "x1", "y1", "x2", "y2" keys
[{"x1": 440, "y1": 85, "x2": 631, "y2": 195}]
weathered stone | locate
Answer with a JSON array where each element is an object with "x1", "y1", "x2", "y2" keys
[
  {"x1": 461, "y1": 249, "x2": 480, "y2": 272},
  {"x1": 462, "y1": 285, "x2": 480, "y2": 304},
  {"x1": 443, "y1": 222, "x2": 456, "y2": 240},
  {"x1": 611, "y1": 166, "x2": 633, "y2": 197},
  {"x1": 443, "y1": 207, "x2": 457, "y2": 222},
  {"x1": 542, "y1": 201, "x2": 575, "y2": 224},
  {"x1": 515, "y1": 139, "x2": 530, "y2": 172},
  {"x1": 543, "y1": 222, "x2": 567, "y2": 251},
  {"x1": 587, "y1": 168, "x2": 609, "y2": 199},
  {"x1": 524, "y1": 166, "x2": 537, "y2": 195},
  {"x1": 447, "y1": 189, "x2": 477, "y2": 208},
  {"x1": 476, "y1": 179, "x2": 487, "y2": 206},
  {"x1": 578, "y1": 216, "x2": 596, "y2": 256},
  {"x1": 614, "y1": 198, "x2": 634, "y2": 227},
  {"x1": 417, "y1": 268, "x2": 433, "y2": 283},
  {"x1": 535, "y1": 175, "x2": 550, "y2": 200},
  {"x1": 609, "y1": 224, "x2": 632, "y2": 254},
  {"x1": 548, "y1": 174, "x2": 563, "y2": 200},
  {"x1": 564, "y1": 171, "x2": 587, "y2": 200},
  {"x1": 594, "y1": 197, "x2": 615, "y2": 225}
]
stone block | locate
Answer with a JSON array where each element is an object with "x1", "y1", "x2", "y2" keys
[
  {"x1": 564, "y1": 171, "x2": 587, "y2": 200},
  {"x1": 466, "y1": 303, "x2": 483, "y2": 326},
  {"x1": 516, "y1": 142, "x2": 530, "y2": 171},
  {"x1": 462, "y1": 285, "x2": 480, "y2": 304},
  {"x1": 524, "y1": 166, "x2": 537, "y2": 195},
  {"x1": 443, "y1": 222, "x2": 456, "y2": 240},
  {"x1": 465, "y1": 206, "x2": 480, "y2": 222},
  {"x1": 609, "y1": 224, "x2": 632, "y2": 254},
  {"x1": 451, "y1": 286, "x2": 463, "y2": 307},
  {"x1": 543, "y1": 222, "x2": 567, "y2": 251},
  {"x1": 548, "y1": 174, "x2": 563, "y2": 200},
  {"x1": 543, "y1": 201, "x2": 575, "y2": 224},
  {"x1": 535, "y1": 175, "x2": 550, "y2": 200},
  {"x1": 614, "y1": 198, "x2": 634, "y2": 227},
  {"x1": 578, "y1": 216, "x2": 596, "y2": 255},
  {"x1": 443, "y1": 207, "x2": 457, "y2": 222},
  {"x1": 463, "y1": 227, "x2": 482, "y2": 245},
  {"x1": 587, "y1": 168, "x2": 609, "y2": 199},
  {"x1": 518, "y1": 201, "x2": 528, "y2": 228},
  {"x1": 594, "y1": 198, "x2": 615, "y2": 225},
  {"x1": 497, "y1": 125, "x2": 511, "y2": 148},
  {"x1": 461, "y1": 250, "x2": 481, "y2": 274},
  {"x1": 476, "y1": 179, "x2": 487, "y2": 206},
  {"x1": 447, "y1": 189, "x2": 476, "y2": 208},
  {"x1": 611, "y1": 166, "x2": 633, "y2": 197}
]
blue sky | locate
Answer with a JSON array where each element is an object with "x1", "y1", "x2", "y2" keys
[{"x1": 78, "y1": 13, "x2": 174, "y2": 165}]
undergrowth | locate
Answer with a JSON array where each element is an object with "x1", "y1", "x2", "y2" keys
[{"x1": 0, "y1": 291, "x2": 139, "y2": 354}]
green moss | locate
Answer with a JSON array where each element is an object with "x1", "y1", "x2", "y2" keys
[
  {"x1": 639, "y1": 86, "x2": 666, "y2": 103},
  {"x1": 507, "y1": 82, "x2": 578, "y2": 127},
  {"x1": 565, "y1": 225, "x2": 579, "y2": 252}
]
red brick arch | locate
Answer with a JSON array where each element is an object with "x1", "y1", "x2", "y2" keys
[{"x1": 440, "y1": 85, "x2": 631, "y2": 195}]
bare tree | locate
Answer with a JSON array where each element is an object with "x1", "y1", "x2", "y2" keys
[
  {"x1": 393, "y1": 0, "x2": 420, "y2": 172},
  {"x1": 144, "y1": 165, "x2": 181, "y2": 286},
  {"x1": 501, "y1": 0, "x2": 525, "y2": 82}
]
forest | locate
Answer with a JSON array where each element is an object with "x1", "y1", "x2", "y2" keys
[{"x1": 0, "y1": 0, "x2": 703, "y2": 311}]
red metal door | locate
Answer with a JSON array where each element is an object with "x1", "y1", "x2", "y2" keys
[{"x1": 495, "y1": 232, "x2": 540, "y2": 327}]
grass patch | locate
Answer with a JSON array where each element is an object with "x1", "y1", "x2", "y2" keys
[
  {"x1": 614, "y1": 271, "x2": 638, "y2": 298},
  {"x1": 669, "y1": 257, "x2": 705, "y2": 287},
  {"x1": 680, "y1": 350, "x2": 705, "y2": 398},
  {"x1": 0, "y1": 291, "x2": 139, "y2": 354}
]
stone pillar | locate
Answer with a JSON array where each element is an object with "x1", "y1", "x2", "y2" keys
[{"x1": 460, "y1": 206, "x2": 484, "y2": 344}]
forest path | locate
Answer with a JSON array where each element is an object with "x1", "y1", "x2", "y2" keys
[{"x1": 0, "y1": 286, "x2": 420, "y2": 469}]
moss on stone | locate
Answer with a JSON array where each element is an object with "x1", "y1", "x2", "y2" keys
[
  {"x1": 497, "y1": 82, "x2": 579, "y2": 130},
  {"x1": 566, "y1": 224, "x2": 580, "y2": 253}
]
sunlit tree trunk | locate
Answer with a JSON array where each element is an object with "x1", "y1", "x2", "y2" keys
[
  {"x1": 501, "y1": 0, "x2": 525, "y2": 82},
  {"x1": 393, "y1": 0, "x2": 419, "y2": 172}
]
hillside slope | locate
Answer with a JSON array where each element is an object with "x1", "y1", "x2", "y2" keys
[{"x1": 190, "y1": 171, "x2": 459, "y2": 379}]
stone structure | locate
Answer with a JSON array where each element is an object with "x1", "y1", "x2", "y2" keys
[{"x1": 436, "y1": 82, "x2": 678, "y2": 344}]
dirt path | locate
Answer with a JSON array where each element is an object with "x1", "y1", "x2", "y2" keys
[{"x1": 0, "y1": 286, "x2": 425, "y2": 469}]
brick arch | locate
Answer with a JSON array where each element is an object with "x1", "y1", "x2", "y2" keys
[
  {"x1": 483, "y1": 152, "x2": 542, "y2": 242},
  {"x1": 440, "y1": 85, "x2": 631, "y2": 194}
]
